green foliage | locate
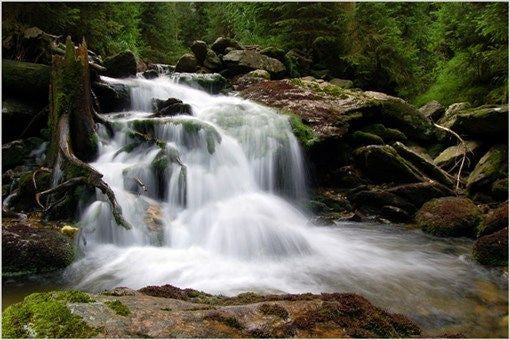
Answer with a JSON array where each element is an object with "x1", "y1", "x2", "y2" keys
[
  {"x1": 105, "y1": 300, "x2": 131, "y2": 316},
  {"x1": 2, "y1": 290, "x2": 97, "y2": 338}
]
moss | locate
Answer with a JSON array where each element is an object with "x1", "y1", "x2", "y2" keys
[
  {"x1": 160, "y1": 307, "x2": 173, "y2": 311},
  {"x1": 362, "y1": 123, "x2": 407, "y2": 143},
  {"x1": 289, "y1": 78, "x2": 351, "y2": 98},
  {"x1": 467, "y1": 145, "x2": 508, "y2": 194},
  {"x1": 258, "y1": 303, "x2": 289, "y2": 319},
  {"x1": 416, "y1": 196, "x2": 483, "y2": 237},
  {"x1": 105, "y1": 300, "x2": 130, "y2": 316},
  {"x1": 2, "y1": 290, "x2": 97, "y2": 338},
  {"x1": 351, "y1": 131, "x2": 384, "y2": 146},
  {"x1": 204, "y1": 312, "x2": 244, "y2": 330},
  {"x1": 473, "y1": 228, "x2": 508, "y2": 266},
  {"x1": 283, "y1": 111, "x2": 319, "y2": 148}
]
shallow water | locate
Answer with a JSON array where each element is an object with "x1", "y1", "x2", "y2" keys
[{"x1": 4, "y1": 74, "x2": 506, "y2": 337}]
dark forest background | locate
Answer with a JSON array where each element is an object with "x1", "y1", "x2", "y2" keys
[{"x1": 2, "y1": 1, "x2": 508, "y2": 106}]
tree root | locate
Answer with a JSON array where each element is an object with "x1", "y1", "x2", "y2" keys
[{"x1": 434, "y1": 123, "x2": 467, "y2": 191}]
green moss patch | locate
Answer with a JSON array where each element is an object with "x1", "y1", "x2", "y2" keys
[
  {"x1": 258, "y1": 303, "x2": 289, "y2": 319},
  {"x1": 2, "y1": 290, "x2": 97, "y2": 338},
  {"x1": 105, "y1": 300, "x2": 130, "y2": 316},
  {"x1": 284, "y1": 111, "x2": 319, "y2": 148}
]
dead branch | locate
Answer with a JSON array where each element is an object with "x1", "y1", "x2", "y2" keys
[{"x1": 434, "y1": 122, "x2": 467, "y2": 191}]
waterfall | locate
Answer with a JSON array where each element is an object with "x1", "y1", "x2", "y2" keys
[{"x1": 66, "y1": 74, "x2": 506, "y2": 333}]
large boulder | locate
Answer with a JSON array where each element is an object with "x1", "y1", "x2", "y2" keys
[
  {"x1": 190, "y1": 40, "x2": 208, "y2": 63},
  {"x1": 260, "y1": 46, "x2": 286, "y2": 61},
  {"x1": 104, "y1": 51, "x2": 137, "y2": 78},
  {"x1": 440, "y1": 105, "x2": 509, "y2": 139},
  {"x1": 466, "y1": 145, "x2": 508, "y2": 194},
  {"x1": 175, "y1": 53, "x2": 198, "y2": 73},
  {"x1": 441, "y1": 102, "x2": 471, "y2": 122},
  {"x1": 172, "y1": 73, "x2": 231, "y2": 94},
  {"x1": 350, "y1": 188, "x2": 416, "y2": 221},
  {"x1": 415, "y1": 196, "x2": 483, "y2": 237},
  {"x1": 211, "y1": 36, "x2": 243, "y2": 55},
  {"x1": 354, "y1": 145, "x2": 425, "y2": 184},
  {"x1": 329, "y1": 78, "x2": 354, "y2": 89},
  {"x1": 152, "y1": 98, "x2": 192, "y2": 117},
  {"x1": 92, "y1": 81, "x2": 131, "y2": 113},
  {"x1": 284, "y1": 49, "x2": 312, "y2": 77},
  {"x1": 2, "y1": 215, "x2": 75, "y2": 277},
  {"x1": 473, "y1": 228, "x2": 508, "y2": 266},
  {"x1": 361, "y1": 124, "x2": 407, "y2": 143},
  {"x1": 222, "y1": 49, "x2": 286, "y2": 78},
  {"x1": 247, "y1": 69, "x2": 271, "y2": 80},
  {"x1": 2, "y1": 285, "x2": 421, "y2": 338},
  {"x1": 478, "y1": 202, "x2": 508, "y2": 237},
  {"x1": 386, "y1": 182, "x2": 455, "y2": 208},
  {"x1": 2, "y1": 59, "x2": 50, "y2": 101},
  {"x1": 419, "y1": 100, "x2": 444, "y2": 121},
  {"x1": 203, "y1": 49, "x2": 222, "y2": 71},
  {"x1": 433, "y1": 141, "x2": 481, "y2": 169}
]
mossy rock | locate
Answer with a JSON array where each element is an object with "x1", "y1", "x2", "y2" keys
[
  {"x1": 173, "y1": 73, "x2": 231, "y2": 94},
  {"x1": 2, "y1": 290, "x2": 97, "y2": 338},
  {"x1": 442, "y1": 105, "x2": 509, "y2": 139},
  {"x1": 354, "y1": 145, "x2": 425, "y2": 184},
  {"x1": 416, "y1": 196, "x2": 483, "y2": 237},
  {"x1": 433, "y1": 141, "x2": 481, "y2": 169},
  {"x1": 351, "y1": 131, "x2": 384, "y2": 146},
  {"x1": 478, "y1": 202, "x2": 508, "y2": 238},
  {"x1": 491, "y1": 178, "x2": 508, "y2": 200},
  {"x1": 2, "y1": 59, "x2": 50, "y2": 101},
  {"x1": 105, "y1": 300, "x2": 130, "y2": 316},
  {"x1": 2, "y1": 137, "x2": 45, "y2": 170},
  {"x1": 473, "y1": 228, "x2": 508, "y2": 266},
  {"x1": 104, "y1": 50, "x2": 137, "y2": 78},
  {"x1": 361, "y1": 123, "x2": 407, "y2": 143},
  {"x1": 284, "y1": 112, "x2": 319, "y2": 148},
  {"x1": 467, "y1": 145, "x2": 508, "y2": 194},
  {"x1": 260, "y1": 47, "x2": 286, "y2": 61}
]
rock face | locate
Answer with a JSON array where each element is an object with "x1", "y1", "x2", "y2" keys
[
  {"x1": 2, "y1": 213, "x2": 75, "y2": 277},
  {"x1": 175, "y1": 53, "x2": 198, "y2": 73},
  {"x1": 473, "y1": 228, "x2": 508, "y2": 266},
  {"x1": 433, "y1": 141, "x2": 481, "y2": 169},
  {"x1": 222, "y1": 49, "x2": 286, "y2": 78},
  {"x1": 441, "y1": 105, "x2": 509, "y2": 139},
  {"x1": 466, "y1": 145, "x2": 508, "y2": 194},
  {"x1": 419, "y1": 100, "x2": 444, "y2": 121},
  {"x1": 415, "y1": 197, "x2": 483, "y2": 237},
  {"x1": 478, "y1": 202, "x2": 508, "y2": 237},
  {"x1": 104, "y1": 51, "x2": 137, "y2": 78},
  {"x1": 2, "y1": 285, "x2": 421, "y2": 338}
]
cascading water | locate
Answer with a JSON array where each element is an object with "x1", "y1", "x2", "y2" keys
[{"x1": 65, "y1": 74, "x2": 507, "y2": 336}]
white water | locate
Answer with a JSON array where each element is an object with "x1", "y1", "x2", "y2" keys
[{"x1": 66, "y1": 74, "x2": 507, "y2": 336}]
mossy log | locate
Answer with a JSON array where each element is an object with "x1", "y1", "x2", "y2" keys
[
  {"x1": 2, "y1": 59, "x2": 50, "y2": 100},
  {"x1": 41, "y1": 37, "x2": 131, "y2": 229}
]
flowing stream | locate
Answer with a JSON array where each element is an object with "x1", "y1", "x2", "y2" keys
[{"x1": 21, "y1": 74, "x2": 506, "y2": 336}]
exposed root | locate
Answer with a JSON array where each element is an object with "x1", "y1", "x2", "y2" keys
[
  {"x1": 32, "y1": 167, "x2": 52, "y2": 190},
  {"x1": 434, "y1": 123, "x2": 467, "y2": 191}
]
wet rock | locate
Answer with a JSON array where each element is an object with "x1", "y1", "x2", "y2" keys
[
  {"x1": 260, "y1": 47, "x2": 286, "y2": 61},
  {"x1": 284, "y1": 49, "x2": 312, "y2": 77},
  {"x1": 350, "y1": 131, "x2": 384, "y2": 146},
  {"x1": 92, "y1": 81, "x2": 131, "y2": 113},
  {"x1": 2, "y1": 98, "x2": 47, "y2": 142},
  {"x1": 152, "y1": 98, "x2": 192, "y2": 117},
  {"x1": 393, "y1": 142, "x2": 454, "y2": 187},
  {"x1": 104, "y1": 50, "x2": 137, "y2": 78},
  {"x1": 222, "y1": 49, "x2": 286, "y2": 78},
  {"x1": 354, "y1": 145, "x2": 425, "y2": 184},
  {"x1": 433, "y1": 141, "x2": 481, "y2": 169},
  {"x1": 440, "y1": 102, "x2": 471, "y2": 122},
  {"x1": 203, "y1": 49, "x2": 222, "y2": 71},
  {"x1": 385, "y1": 182, "x2": 455, "y2": 208},
  {"x1": 141, "y1": 69, "x2": 159, "y2": 79},
  {"x1": 478, "y1": 202, "x2": 508, "y2": 237},
  {"x1": 3, "y1": 284, "x2": 420, "y2": 338},
  {"x1": 2, "y1": 137, "x2": 46, "y2": 170},
  {"x1": 473, "y1": 228, "x2": 508, "y2": 266},
  {"x1": 307, "y1": 190, "x2": 353, "y2": 223},
  {"x1": 350, "y1": 188, "x2": 416, "y2": 218},
  {"x1": 419, "y1": 100, "x2": 444, "y2": 121},
  {"x1": 416, "y1": 196, "x2": 483, "y2": 237},
  {"x1": 2, "y1": 214, "x2": 75, "y2": 277},
  {"x1": 211, "y1": 36, "x2": 243, "y2": 55},
  {"x1": 329, "y1": 78, "x2": 353, "y2": 89},
  {"x1": 175, "y1": 53, "x2": 198, "y2": 73},
  {"x1": 491, "y1": 178, "x2": 508, "y2": 200},
  {"x1": 191, "y1": 40, "x2": 208, "y2": 63},
  {"x1": 247, "y1": 69, "x2": 271, "y2": 80},
  {"x1": 327, "y1": 166, "x2": 368, "y2": 188},
  {"x1": 362, "y1": 123, "x2": 407, "y2": 143},
  {"x1": 172, "y1": 73, "x2": 231, "y2": 94},
  {"x1": 467, "y1": 144, "x2": 508, "y2": 195},
  {"x1": 381, "y1": 205, "x2": 412, "y2": 223}
]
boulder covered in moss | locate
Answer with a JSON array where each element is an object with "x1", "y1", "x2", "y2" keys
[
  {"x1": 2, "y1": 214, "x2": 75, "y2": 277},
  {"x1": 478, "y1": 202, "x2": 508, "y2": 238},
  {"x1": 467, "y1": 144, "x2": 508, "y2": 195},
  {"x1": 441, "y1": 104, "x2": 509, "y2": 139},
  {"x1": 175, "y1": 53, "x2": 198, "y2": 73},
  {"x1": 172, "y1": 72, "x2": 231, "y2": 94},
  {"x1": 419, "y1": 100, "x2": 444, "y2": 121},
  {"x1": 473, "y1": 228, "x2": 508, "y2": 266},
  {"x1": 3, "y1": 284, "x2": 420, "y2": 338},
  {"x1": 354, "y1": 145, "x2": 425, "y2": 184},
  {"x1": 433, "y1": 141, "x2": 481, "y2": 169},
  {"x1": 361, "y1": 123, "x2": 407, "y2": 143},
  {"x1": 350, "y1": 131, "x2": 384, "y2": 146},
  {"x1": 103, "y1": 50, "x2": 137, "y2": 78},
  {"x1": 416, "y1": 196, "x2": 483, "y2": 237},
  {"x1": 211, "y1": 36, "x2": 243, "y2": 55},
  {"x1": 222, "y1": 49, "x2": 286, "y2": 78}
]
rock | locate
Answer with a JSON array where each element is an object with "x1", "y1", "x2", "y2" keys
[
  {"x1": 247, "y1": 69, "x2": 271, "y2": 80},
  {"x1": 222, "y1": 49, "x2": 286, "y2": 78},
  {"x1": 354, "y1": 145, "x2": 425, "y2": 184},
  {"x1": 467, "y1": 145, "x2": 508, "y2": 194},
  {"x1": 441, "y1": 105, "x2": 509, "y2": 139},
  {"x1": 351, "y1": 131, "x2": 384, "y2": 146},
  {"x1": 284, "y1": 49, "x2": 312, "y2": 77},
  {"x1": 433, "y1": 141, "x2": 481, "y2": 169},
  {"x1": 419, "y1": 100, "x2": 444, "y2": 121},
  {"x1": 92, "y1": 81, "x2": 131, "y2": 113},
  {"x1": 386, "y1": 182, "x2": 455, "y2": 208},
  {"x1": 147, "y1": 63, "x2": 175, "y2": 75},
  {"x1": 2, "y1": 137, "x2": 46, "y2": 170},
  {"x1": 362, "y1": 123, "x2": 407, "y2": 143},
  {"x1": 442, "y1": 102, "x2": 471, "y2": 121},
  {"x1": 155, "y1": 102, "x2": 192, "y2": 117},
  {"x1": 260, "y1": 47, "x2": 286, "y2": 61},
  {"x1": 203, "y1": 49, "x2": 222, "y2": 71},
  {"x1": 142, "y1": 69, "x2": 159, "y2": 79},
  {"x1": 2, "y1": 214, "x2": 75, "y2": 277},
  {"x1": 329, "y1": 78, "x2": 353, "y2": 88},
  {"x1": 175, "y1": 53, "x2": 198, "y2": 73},
  {"x1": 381, "y1": 205, "x2": 412, "y2": 223},
  {"x1": 104, "y1": 51, "x2": 137, "y2": 78},
  {"x1": 328, "y1": 166, "x2": 367, "y2": 188},
  {"x1": 415, "y1": 196, "x2": 483, "y2": 237},
  {"x1": 350, "y1": 188, "x2": 416, "y2": 217},
  {"x1": 2, "y1": 98, "x2": 47, "y2": 142},
  {"x1": 478, "y1": 202, "x2": 508, "y2": 237},
  {"x1": 393, "y1": 142, "x2": 454, "y2": 187},
  {"x1": 152, "y1": 97, "x2": 183, "y2": 112},
  {"x1": 2, "y1": 285, "x2": 421, "y2": 338},
  {"x1": 491, "y1": 178, "x2": 508, "y2": 200},
  {"x1": 172, "y1": 73, "x2": 231, "y2": 94},
  {"x1": 473, "y1": 228, "x2": 508, "y2": 266},
  {"x1": 190, "y1": 40, "x2": 208, "y2": 63},
  {"x1": 2, "y1": 59, "x2": 50, "y2": 101},
  {"x1": 211, "y1": 36, "x2": 243, "y2": 54}
]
